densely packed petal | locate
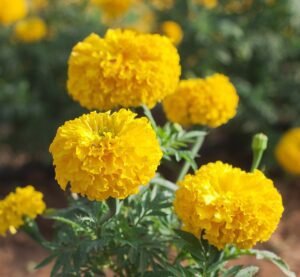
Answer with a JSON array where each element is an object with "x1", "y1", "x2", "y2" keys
[
  {"x1": 49, "y1": 109, "x2": 163, "y2": 201},
  {"x1": 67, "y1": 29, "x2": 181, "y2": 110},
  {"x1": 0, "y1": 186, "x2": 46, "y2": 236},
  {"x1": 174, "y1": 161, "x2": 283, "y2": 249},
  {"x1": 163, "y1": 74, "x2": 239, "y2": 128}
]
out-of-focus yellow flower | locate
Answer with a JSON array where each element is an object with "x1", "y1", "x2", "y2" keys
[
  {"x1": 224, "y1": 0, "x2": 253, "y2": 13},
  {"x1": 0, "y1": 0, "x2": 28, "y2": 25},
  {"x1": 149, "y1": 0, "x2": 174, "y2": 10},
  {"x1": 14, "y1": 17, "x2": 47, "y2": 43},
  {"x1": 160, "y1": 21, "x2": 183, "y2": 46},
  {"x1": 49, "y1": 109, "x2": 162, "y2": 201},
  {"x1": 195, "y1": 0, "x2": 218, "y2": 9},
  {"x1": 0, "y1": 186, "x2": 46, "y2": 236},
  {"x1": 91, "y1": 0, "x2": 135, "y2": 19},
  {"x1": 163, "y1": 74, "x2": 238, "y2": 128},
  {"x1": 29, "y1": 0, "x2": 48, "y2": 11},
  {"x1": 126, "y1": 4, "x2": 156, "y2": 33},
  {"x1": 67, "y1": 29, "x2": 181, "y2": 110},
  {"x1": 275, "y1": 128, "x2": 300, "y2": 175},
  {"x1": 174, "y1": 161, "x2": 283, "y2": 249}
]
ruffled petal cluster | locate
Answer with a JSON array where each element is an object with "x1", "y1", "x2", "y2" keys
[
  {"x1": 0, "y1": 0, "x2": 28, "y2": 25},
  {"x1": 91, "y1": 0, "x2": 134, "y2": 18},
  {"x1": 163, "y1": 74, "x2": 239, "y2": 128},
  {"x1": 160, "y1": 21, "x2": 183, "y2": 46},
  {"x1": 14, "y1": 17, "x2": 47, "y2": 43},
  {"x1": 67, "y1": 29, "x2": 181, "y2": 110},
  {"x1": 0, "y1": 186, "x2": 46, "y2": 236},
  {"x1": 174, "y1": 161, "x2": 283, "y2": 249},
  {"x1": 275, "y1": 128, "x2": 300, "y2": 175},
  {"x1": 49, "y1": 109, "x2": 163, "y2": 201}
]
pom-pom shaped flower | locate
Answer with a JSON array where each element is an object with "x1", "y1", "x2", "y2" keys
[
  {"x1": 174, "y1": 161, "x2": 283, "y2": 249},
  {"x1": 0, "y1": 186, "x2": 46, "y2": 236},
  {"x1": 275, "y1": 128, "x2": 300, "y2": 175},
  {"x1": 163, "y1": 74, "x2": 238, "y2": 128},
  {"x1": 91, "y1": 0, "x2": 134, "y2": 19},
  {"x1": 14, "y1": 17, "x2": 47, "y2": 43},
  {"x1": 67, "y1": 29, "x2": 181, "y2": 110},
  {"x1": 49, "y1": 109, "x2": 162, "y2": 201},
  {"x1": 160, "y1": 21, "x2": 183, "y2": 46},
  {"x1": 0, "y1": 0, "x2": 28, "y2": 25}
]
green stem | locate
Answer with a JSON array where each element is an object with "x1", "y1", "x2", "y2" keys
[
  {"x1": 177, "y1": 134, "x2": 206, "y2": 182},
  {"x1": 250, "y1": 151, "x2": 263, "y2": 172},
  {"x1": 99, "y1": 198, "x2": 117, "y2": 225},
  {"x1": 142, "y1": 105, "x2": 157, "y2": 130},
  {"x1": 151, "y1": 177, "x2": 178, "y2": 191},
  {"x1": 22, "y1": 217, "x2": 48, "y2": 249}
]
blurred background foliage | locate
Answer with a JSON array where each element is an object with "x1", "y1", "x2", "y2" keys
[{"x1": 0, "y1": 0, "x2": 300, "y2": 170}]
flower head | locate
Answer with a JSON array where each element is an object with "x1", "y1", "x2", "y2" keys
[
  {"x1": 275, "y1": 128, "x2": 300, "y2": 175},
  {"x1": 163, "y1": 74, "x2": 239, "y2": 128},
  {"x1": 67, "y1": 29, "x2": 181, "y2": 110},
  {"x1": 91, "y1": 0, "x2": 135, "y2": 19},
  {"x1": 0, "y1": 186, "x2": 46, "y2": 236},
  {"x1": 14, "y1": 17, "x2": 47, "y2": 43},
  {"x1": 174, "y1": 161, "x2": 283, "y2": 249},
  {"x1": 49, "y1": 109, "x2": 162, "y2": 201},
  {"x1": 160, "y1": 21, "x2": 183, "y2": 46},
  {"x1": 0, "y1": 0, "x2": 28, "y2": 25}
]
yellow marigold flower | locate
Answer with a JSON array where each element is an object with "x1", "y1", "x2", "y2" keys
[
  {"x1": 14, "y1": 17, "x2": 47, "y2": 43},
  {"x1": 160, "y1": 21, "x2": 183, "y2": 46},
  {"x1": 195, "y1": 0, "x2": 218, "y2": 9},
  {"x1": 174, "y1": 161, "x2": 283, "y2": 249},
  {"x1": 91, "y1": 0, "x2": 135, "y2": 19},
  {"x1": 0, "y1": 0, "x2": 28, "y2": 25},
  {"x1": 0, "y1": 186, "x2": 46, "y2": 236},
  {"x1": 163, "y1": 74, "x2": 238, "y2": 128},
  {"x1": 49, "y1": 109, "x2": 162, "y2": 201},
  {"x1": 67, "y1": 29, "x2": 181, "y2": 110},
  {"x1": 275, "y1": 128, "x2": 300, "y2": 175}
]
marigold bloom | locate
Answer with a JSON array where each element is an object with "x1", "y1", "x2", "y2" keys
[
  {"x1": 275, "y1": 128, "x2": 300, "y2": 175},
  {"x1": 163, "y1": 74, "x2": 238, "y2": 128},
  {"x1": 91, "y1": 0, "x2": 134, "y2": 19},
  {"x1": 14, "y1": 17, "x2": 47, "y2": 43},
  {"x1": 0, "y1": 186, "x2": 46, "y2": 236},
  {"x1": 49, "y1": 109, "x2": 162, "y2": 201},
  {"x1": 160, "y1": 21, "x2": 183, "y2": 46},
  {"x1": 174, "y1": 161, "x2": 283, "y2": 249},
  {"x1": 67, "y1": 29, "x2": 180, "y2": 110},
  {"x1": 0, "y1": 0, "x2": 28, "y2": 25},
  {"x1": 68, "y1": 29, "x2": 180, "y2": 110}
]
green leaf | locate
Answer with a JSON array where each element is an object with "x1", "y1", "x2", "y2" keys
[
  {"x1": 235, "y1": 266, "x2": 259, "y2": 277},
  {"x1": 35, "y1": 254, "x2": 57, "y2": 269},
  {"x1": 174, "y1": 229, "x2": 200, "y2": 247},
  {"x1": 222, "y1": 265, "x2": 244, "y2": 277},
  {"x1": 247, "y1": 250, "x2": 296, "y2": 277}
]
